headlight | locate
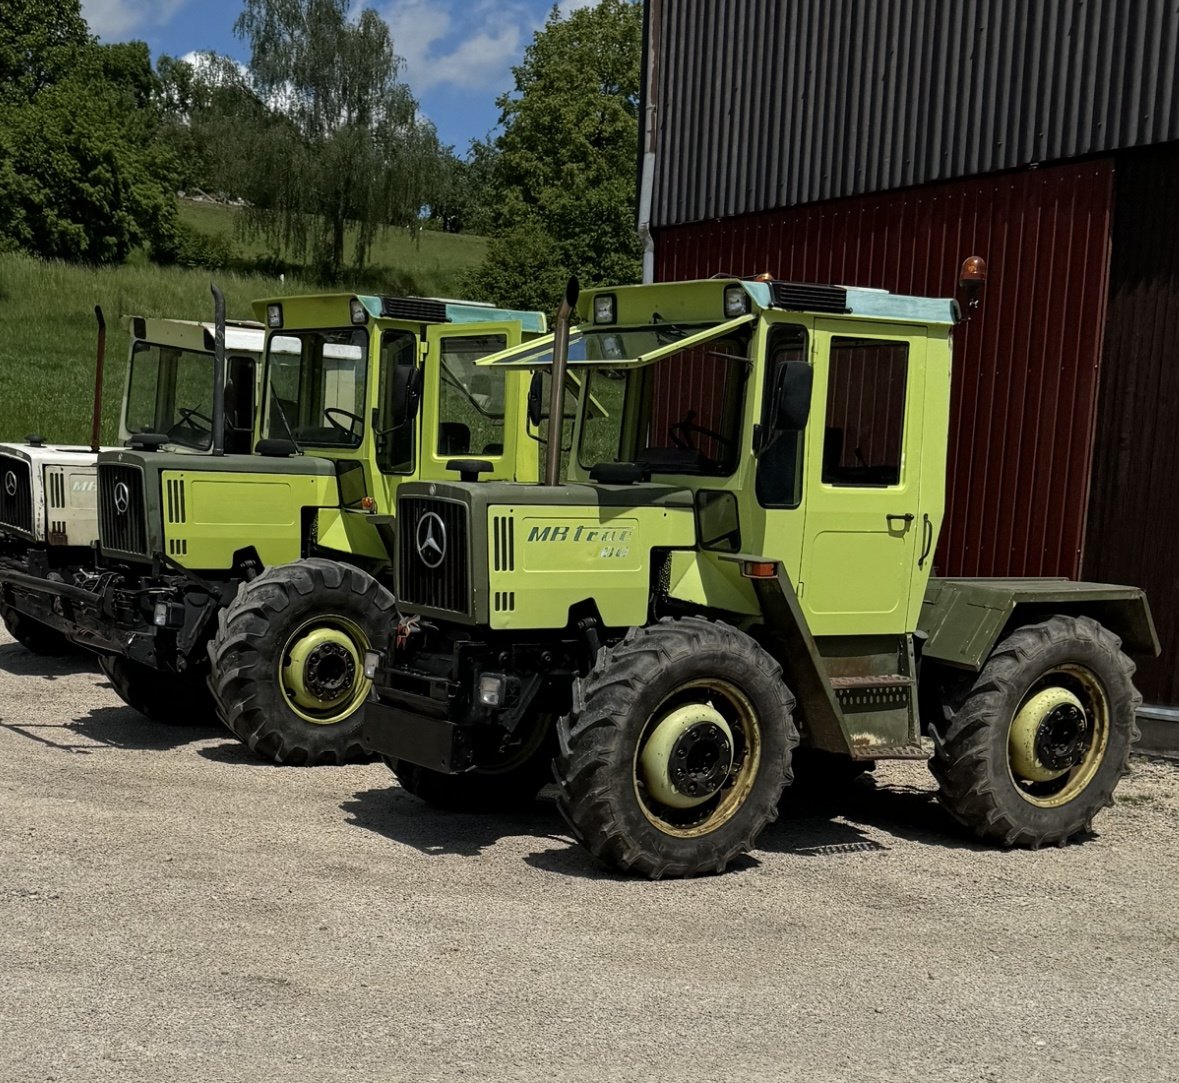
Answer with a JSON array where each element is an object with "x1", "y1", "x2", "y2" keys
[
  {"x1": 478, "y1": 673, "x2": 508, "y2": 707},
  {"x1": 593, "y1": 294, "x2": 616, "y2": 324},
  {"x1": 724, "y1": 285, "x2": 750, "y2": 317},
  {"x1": 349, "y1": 297, "x2": 368, "y2": 324},
  {"x1": 266, "y1": 303, "x2": 283, "y2": 329}
]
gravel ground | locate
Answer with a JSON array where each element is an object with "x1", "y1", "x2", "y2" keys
[{"x1": 0, "y1": 626, "x2": 1177, "y2": 1083}]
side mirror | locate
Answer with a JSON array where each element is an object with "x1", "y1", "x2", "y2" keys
[
  {"x1": 527, "y1": 370, "x2": 545, "y2": 428},
  {"x1": 774, "y1": 361, "x2": 813, "y2": 431},
  {"x1": 391, "y1": 365, "x2": 423, "y2": 426}
]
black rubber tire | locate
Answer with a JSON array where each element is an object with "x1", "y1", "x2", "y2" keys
[
  {"x1": 390, "y1": 721, "x2": 555, "y2": 812},
  {"x1": 555, "y1": 616, "x2": 799, "y2": 879},
  {"x1": 208, "y1": 558, "x2": 396, "y2": 766},
  {"x1": 1, "y1": 603, "x2": 74, "y2": 656},
  {"x1": 928, "y1": 615, "x2": 1141, "y2": 848},
  {"x1": 97, "y1": 654, "x2": 215, "y2": 725}
]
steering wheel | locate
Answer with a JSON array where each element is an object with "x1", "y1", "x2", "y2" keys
[
  {"x1": 166, "y1": 405, "x2": 214, "y2": 441},
  {"x1": 668, "y1": 410, "x2": 734, "y2": 451},
  {"x1": 325, "y1": 407, "x2": 363, "y2": 438}
]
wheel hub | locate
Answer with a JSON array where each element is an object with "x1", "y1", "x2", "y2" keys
[
  {"x1": 283, "y1": 627, "x2": 360, "y2": 712},
  {"x1": 303, "y1": 641, "x2": 356, "y2": 700},
  {"x1": 1009, "y1": 687, "x2": 1088, "y2": 783},
  {"x1": 639, "y1": 703, "x2": 734, "y2": 809}
]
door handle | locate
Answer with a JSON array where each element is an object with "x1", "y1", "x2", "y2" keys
[
  {"x1": 886, "y1": 513, "x2": 915, "y2": 527},
  {"x1": 918, "y1": 513, "x2": 934, "y2": 569}
]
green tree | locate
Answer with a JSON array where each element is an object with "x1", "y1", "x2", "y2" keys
[
  {"x1": 467, "y1": 0, "x2": 643, "y2": 309},
  {"x1": 0, "y1": 0, "x2": 90, "y2": 105},
  {"x1": 0, "y1": 4, "x2": 181, "y2": 263},
  {"x1": 232, "y1": 0, "x2": 444, "y2": 278}
]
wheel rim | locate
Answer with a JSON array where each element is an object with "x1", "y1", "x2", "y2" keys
[
  {"x1": 1006, "y1": 664, "x2": 1110, "y2": 808},
  {"x1": 633, "y1": 678, "x2": 761, "y2": 838},
  {"x1": 279, "y1": 616, "x2": 370, "y2": 725}
]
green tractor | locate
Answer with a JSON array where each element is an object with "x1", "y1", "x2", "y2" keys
[
  {"x1": 0, "y1": 310, "x2": 266, "y2": 654},
  {"x1": 1, "y1": 289, "x2": 547, "y2": 764},
  {"x1": 356, "y1": 267, "x2": 1159, "y2": 877}
]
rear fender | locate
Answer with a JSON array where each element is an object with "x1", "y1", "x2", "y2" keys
[{"x1": 919, "y1": 578, "x2": 1160, "y2": 671}]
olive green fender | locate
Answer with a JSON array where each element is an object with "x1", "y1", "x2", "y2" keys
[{"x1": 919, "y1": 577, "x2": 1161, "y2": 670}]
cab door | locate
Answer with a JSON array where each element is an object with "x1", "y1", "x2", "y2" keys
[
  {"x1": 421, "y1": 322, "x2": 529, "y2": 481},
  {"x1": 799, "y1": 321, "x2": 925, "y2": 637}
]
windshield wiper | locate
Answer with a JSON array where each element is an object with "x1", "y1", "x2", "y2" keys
[{"x1": 269, "y1": 390, "x2": 303, "y2": 455}]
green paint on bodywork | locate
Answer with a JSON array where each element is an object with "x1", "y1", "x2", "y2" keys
[{"x1": 920, "y1": 577, "x2": 1161, "y2": 669}]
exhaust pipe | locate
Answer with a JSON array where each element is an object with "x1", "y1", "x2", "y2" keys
[
  {"x1": 211, "y1": 282, "x2": 226, "y2": 457},
  {"x1": 545, "y1": 277, "x2": 579, "y2": 486},
  {"x1": 90, "y1": 305, "x2": 106, "y2": 453}
]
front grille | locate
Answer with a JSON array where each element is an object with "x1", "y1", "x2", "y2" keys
[
  {"x1": 380, "y1": 296, "x2": 447, "y2": 322},
  {"x1": 0, "y1": 455, "x2": 33, "y2": 536},
  {"x1": 398, "y1": 496, "x2": 470, "y2": 616},
  {"x1": 99, "y1": 463, "x2": 148, "y2": 556}
]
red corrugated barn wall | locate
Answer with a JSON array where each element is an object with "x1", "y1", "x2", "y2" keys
[
  {"x1": 654, "y1": 161, "x2": 1115, "y2": 578},
  {"x1": 1084, "y1": 142, "x2": 1179, "y2": 705}
]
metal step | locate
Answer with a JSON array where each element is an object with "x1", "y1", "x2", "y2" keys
[{"x1": 829, "y1": 674, "x2": 910, "y2": 689}]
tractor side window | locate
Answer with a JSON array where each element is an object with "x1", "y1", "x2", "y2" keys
[
  {"x1": 821, "y1": 337, "x2": 909, "y2": 487},
  {"x1": 756, "y1": 326, "x2": 808, "y2": 508},
  {"x1": 437, "y1": 334, "x2": 508, "y2": 457},
  {"x1": 376, "y1": 331, "x2": 417, "y2": 474}
]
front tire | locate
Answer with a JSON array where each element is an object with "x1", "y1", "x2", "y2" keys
[
  {"x1": 98, "y1": 654, "x2": 215, "y2": 724},
  {"x1": 2, "y1": 603, "x2": 73, "y2": 656},
  {"x1": 929, "y1": 615, "x2": 1140, "y2": 847},
  {"x1": 555, "y1": 617, "x2": 798, "y2": 879},
  {"x1": 208, "y1": 558, "x2": 395, "y2": 765}
]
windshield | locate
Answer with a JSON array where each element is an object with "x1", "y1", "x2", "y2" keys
[
  {"x1": 125, "y1": 341, "x2": 215, "y2": 451},
  {"x1": 265, "y1": 328, "x2": 368, "y2": 448},
  {"x1": 437, "y1": 334, "x2": 508, "y2": 457},
  {"x1": 579, "y1": 328, "x2": 750, "y2": 476}
]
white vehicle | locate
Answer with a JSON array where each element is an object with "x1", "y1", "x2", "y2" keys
[{"x1": 0, "y1": 314, "x2": 265, "y2": 653}]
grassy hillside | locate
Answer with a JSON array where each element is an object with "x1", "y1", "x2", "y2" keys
[
  {"x1": 178, "y1": 199, "x2": 488, "y2": 296},
  {"x1": 0, "y1": 253, "x2": 314, "y2": 445},
  {"x1": 0, "y1": 214, "x2": 492, "y2": 445}
]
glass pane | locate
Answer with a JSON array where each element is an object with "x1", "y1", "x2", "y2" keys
[
  {"x1": 579, "y1": 369, "x2": 628, "y2": 468},
  {"x1": 437, "y1": 334, "x2": 508, "y2": 457},
  {"x1": 125, "y1": 342, "x2": 215, "y2": 451},
  {"x1": 756, "y1": 326, "x2": 808, "y2": 508},
  {"x1": 264, "y1": 328, "x2": 368, "y2": 448},
  {"x1": 627, "y1": 331, "x2": 750, "y2": 475},
  {"x1": 376, "y1": 331, "x2": 417, "y2": 473},
  {"x1": 821, "y1": 337, "x2": 909, "y2": 487}
]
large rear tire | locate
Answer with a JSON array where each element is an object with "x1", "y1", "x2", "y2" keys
[
  {"x1": 98, "y1": 654, "x2": 215, "y2": 724},
  {"x1": 929, "y1": 615, "x2": 1140, "y2": 847},
  {"x1": 1, "y1": 603, "x2": 73, "y2": 656},
  {"x1": 555, "y1": 617, "x2": 798, "y2": 878},
  {"x1": 208, "y1": 558, "x2": 395, "y2": 766}
]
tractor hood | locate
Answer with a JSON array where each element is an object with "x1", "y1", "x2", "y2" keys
[{"x1": 392, "y1": 479, "x2": 697, "y2": 627}]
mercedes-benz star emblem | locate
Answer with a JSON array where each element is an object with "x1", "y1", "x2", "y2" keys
[
  {"x1": 3, "y1": 470, "x2": 16, "y2": 498},
  {"x1": 113, "y1": 481, "x2": 131, "y2": 515},
  {"x1": 415, "y1": 512, "x2": 447, "y2": 569}
]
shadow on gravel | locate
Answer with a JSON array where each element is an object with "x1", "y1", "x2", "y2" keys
[
  {"x1": 0, "y1": 704, "x2": 220, "y2": 753},
  {"x1": 0, "y1": 642, "x2": 97, "y2": 680},
  {"x1": 197, "y1": 740, "x2": 284, "y2": 767},
  {"x1": 761, "y1": 775, "x2": 984, "y2": 854},
  {"x1": 342, "y1": 785, "x2": 572, "y2": 860}
]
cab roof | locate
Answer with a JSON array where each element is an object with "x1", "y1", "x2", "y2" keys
[{"x1": 251, "y1": 293, "x2": 548, "y2": 334}]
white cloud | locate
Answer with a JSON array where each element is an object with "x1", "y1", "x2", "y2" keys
[
  {"x1": 82, "y1": 0, "x2": 189, "y2": 40},
  {"x1": 382, "y1": 0, "x2": 539, "y2": 95}
]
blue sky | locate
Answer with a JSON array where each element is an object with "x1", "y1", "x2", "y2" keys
[{"x1": 80, "y1": 0, "x2": 601, "y2": 153}]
